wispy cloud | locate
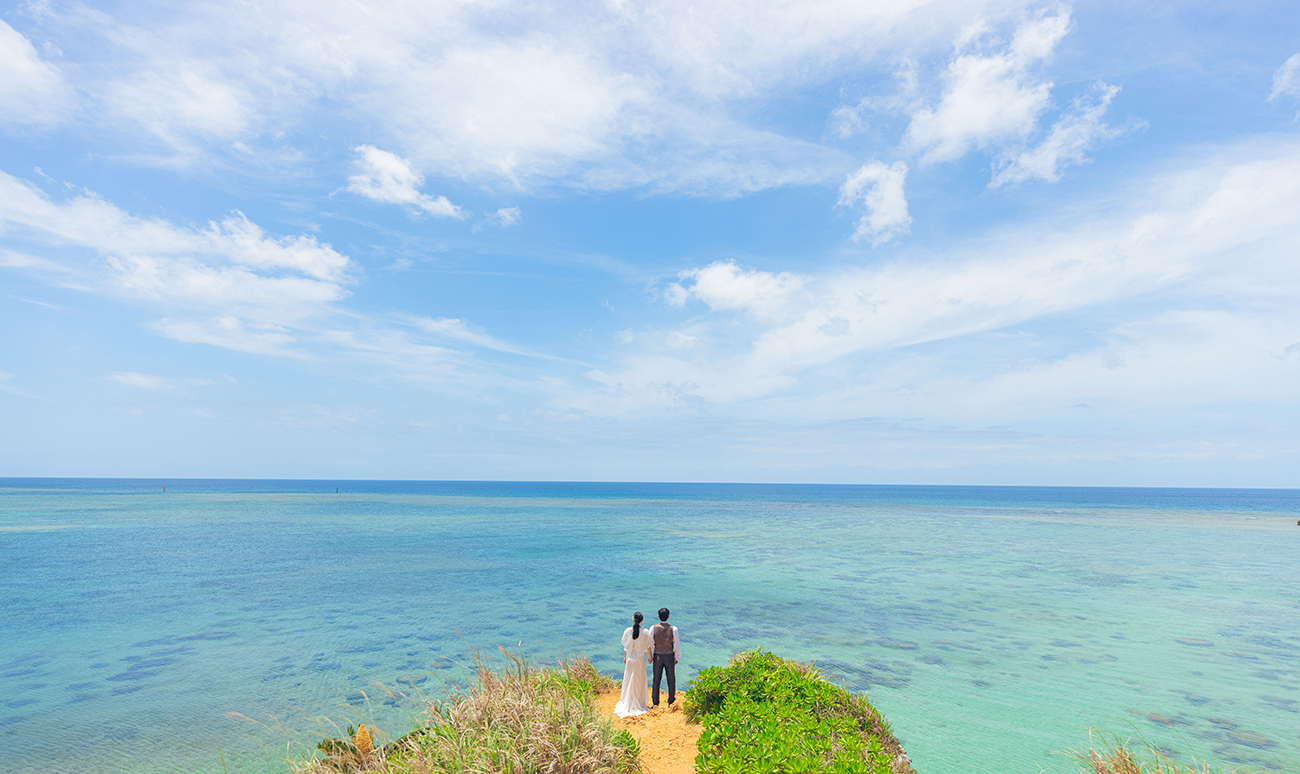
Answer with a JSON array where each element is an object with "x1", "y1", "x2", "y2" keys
[
  {"x1": 106, "y1": 65, "x2": 254, "y2": 151},
  {"x1": 991, "y1": 82, "x2": 1132, "y2": 186},
  {"x1": 1271, "y1": 53, "x2": 1300, "y2": 101},
  {"x1": 0, "y1": 168, "x2": 350, "y2": 355},
  {"x1": 9, "y1": 0, "x2": 1015, "y2": 196},
  {"x1": 474, "y1": 206, "x2": 522, "y2": 232},
  {"x1": 109, "y1": 372, "x2": 216, "y2": 391},
  {"x1": 0, "y1": 20, "x2": 71, "y2": 127},
  {"x1": 0, "y1": 167, "x2": 561, "y2": 389},
  {"x1": 568, "y1": 141, "x2": 1300, "y2": 419},
  {"x1": 408, "y1": 316, "x2": 584, "y2": 363}
]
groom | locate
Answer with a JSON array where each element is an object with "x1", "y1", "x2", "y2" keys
[{"x1": 650, "y1": 607, "x2": 680, "y2": 706}]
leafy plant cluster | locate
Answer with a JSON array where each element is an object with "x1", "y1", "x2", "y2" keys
[{"x1": 684, "y1": 650, "x2": 904, "y2": 774}]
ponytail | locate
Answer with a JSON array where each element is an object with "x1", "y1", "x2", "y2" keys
[{"x1": 632, "y1": 612, "x2": 644, "y2": 639}]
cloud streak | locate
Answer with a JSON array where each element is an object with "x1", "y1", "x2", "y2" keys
[
  {"x1": 0, "y1": 20, "x2": 71, "y2": 127},
  {"x1": 1271, "y1": 53, "x2": 1300, "y2": 101},
  {"x1": 991, "y1": 82, "x2": 1127, "y2": 186}
]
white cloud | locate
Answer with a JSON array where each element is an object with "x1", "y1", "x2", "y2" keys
[
  {"x1": 489, "y1": 207, "x2": 522, "y2": 227},
  {"x1": 346, "y1": 146, "x2": 466, "y2": 218},
  {"x1": 0, "y1": 169, "x2": 550, "y2": 387},
  {"x1": 904, "y1": 10, "x2": 1071, "y2": 164},
  {"x1": 567, "y1": 140, "x2": 1300, "y2": 417},
  {"x1": 667, "y1": 332, "x2": 699, "y2": 349},
  {"x1": 991, "y1": 82, "x2": 1129, "y2": 187},
  {"x1": 1271, "y1": 53, "x2": 1300, "y2": 101},
  {"x1": 667, "y1": 260, "x2": 807, "y2": 319},
  {"x1": 838, "y1": 161, "x2": 912, "y2": 244},
  {"x1": 473, "y1": 206, "x2": 522, "y2": 232},
  {"x1": 15, "y1": 0, "x2": 1018, "y2": 195},
  {"x1": 0, "y1": 20, "x2": 70, "y2": 127},
  {"x1": 0, "y1": 169, "x2": 352, "y2": 354}
]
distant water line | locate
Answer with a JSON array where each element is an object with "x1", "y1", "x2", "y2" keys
[{"x1": 2, "y1": 479, "x2": 1298, "y2": 774}]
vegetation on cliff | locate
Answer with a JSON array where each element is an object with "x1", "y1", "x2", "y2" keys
[
  {"x1": 295, "y1": 652, "x2": 638, "y2": 774},
  {"x1": 292, "y1": 647, "x2": 1249, "y2": 774},
  {"x1": 683, "y1": 650, "x2": 915, "y2": 774}
]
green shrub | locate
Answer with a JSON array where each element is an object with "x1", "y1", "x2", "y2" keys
[{"x1": 686, "y1": 650, "x2": 903, "y2": 774}]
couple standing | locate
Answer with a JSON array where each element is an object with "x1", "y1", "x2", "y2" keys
[{"x1": 613, "y1": 607, "x2": 680, "y2": 718}]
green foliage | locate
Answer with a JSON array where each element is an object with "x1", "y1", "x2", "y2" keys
[{"x1": 686, "y1": 650, "x2": 895, "y2": 774}]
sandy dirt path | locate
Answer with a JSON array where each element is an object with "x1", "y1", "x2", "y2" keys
[{"x1": 597, "y1": 688, "x2": 701, "y2": 774}]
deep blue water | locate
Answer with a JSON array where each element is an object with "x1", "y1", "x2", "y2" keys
[{"x1": 2, "y1": 479, "x2": 1298, "y2": 773}]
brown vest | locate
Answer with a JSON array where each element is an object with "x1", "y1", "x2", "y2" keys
[{"x1": 652, "y1": 622, "x2": 674, "y2": 653}]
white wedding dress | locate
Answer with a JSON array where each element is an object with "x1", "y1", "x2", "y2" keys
[{"x1": 613, "y1": 625, "x2": 653, "y2": 717}]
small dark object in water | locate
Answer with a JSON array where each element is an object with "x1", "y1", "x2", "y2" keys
[
  {"x1": 177, "y1": 631, "x2": 235, "y2": 641},
  {"x1": 1260, "y1": 695, "x2": 1297, "y2": 711},
  {"x1": 1137, "y1": 711, "x2": 1174, "y2": 726},
  {"x1": 1176, "y1": 637, "x2": 1213, "y2": 647},
  {"x1": 1228, "y1": 730, "x2": 1275, "y2": 748}
]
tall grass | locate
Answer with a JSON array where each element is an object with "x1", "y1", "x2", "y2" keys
[
  {"x1": 1072, "y1": 732, "x2": 1263, "y2": 774},
  {"x1": 294, "y1": 651, "x2": 638, "y2": 774}
]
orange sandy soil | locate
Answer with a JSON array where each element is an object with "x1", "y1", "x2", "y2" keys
[{"x1": 597, "y1": 687, "x2": 701, "y2": 774}]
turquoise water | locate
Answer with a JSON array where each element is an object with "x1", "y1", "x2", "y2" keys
[{"x1": 2, "y1": 480, "x2": 1298, "y2": 774}]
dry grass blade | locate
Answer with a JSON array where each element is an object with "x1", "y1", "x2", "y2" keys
[{"x1": 1071, "y1": 731, "x2": 1258, "y2": 774}]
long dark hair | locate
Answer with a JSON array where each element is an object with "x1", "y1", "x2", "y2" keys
[{"x1": 632, "y1": 611, "x2": 644, "y2": 639}]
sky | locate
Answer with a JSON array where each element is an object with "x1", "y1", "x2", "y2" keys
[{"x1": 2, "y1": 0, "x2": 1299, "y2": 486}]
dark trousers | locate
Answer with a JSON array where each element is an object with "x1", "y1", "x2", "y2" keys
[{"x1": 652, "y1": 651, "x2": 676, "y2": 705}]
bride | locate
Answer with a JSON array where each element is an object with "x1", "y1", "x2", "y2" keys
[{"x1": 613, "y1": 612, "x2": 652, "y2": 717}]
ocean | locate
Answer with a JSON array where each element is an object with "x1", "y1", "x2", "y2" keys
[{"x1": 2, "y1": 479, "x2": 1297, "y2": 774}]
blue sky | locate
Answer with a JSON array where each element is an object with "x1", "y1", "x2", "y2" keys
[{"x1": 2, "y1": 0, "x2": 1299, "y2": 485}]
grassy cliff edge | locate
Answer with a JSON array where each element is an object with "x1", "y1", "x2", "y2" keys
[{"x1": 293, "y1": 648, "x2": 1252, "y2": 774}]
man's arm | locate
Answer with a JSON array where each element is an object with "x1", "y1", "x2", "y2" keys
[{"x1": 673, "y1": 626, "x2": 681, "y2": 663}]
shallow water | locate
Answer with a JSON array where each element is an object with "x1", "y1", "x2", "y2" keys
[{"x1": 2, "y1": 480, "x2": 1298, "y2": 774}]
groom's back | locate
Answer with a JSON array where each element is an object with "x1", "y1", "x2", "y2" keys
[{"x1": 652, "y1": 622, "x2": 674, "y2": 653}]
